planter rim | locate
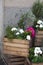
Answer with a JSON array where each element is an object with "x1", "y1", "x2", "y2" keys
[{"x1": 3, "y1": 37, "x2": 30, "y2": 41}]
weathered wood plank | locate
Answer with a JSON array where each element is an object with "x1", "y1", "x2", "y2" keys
[
  {"x1": 3, "y1": 50, "x2": 29, "y2": 57},
  {"x1": 3, "y1": 38, "x2": 29, "y2": 45},
  {"x1": 3, "y1": 46, "x2": 29, "y2": 53},
  {"x1": 3, "y1": 42, "x2": 29, "y2": 49}
]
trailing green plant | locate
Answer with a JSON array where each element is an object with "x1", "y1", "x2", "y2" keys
[{"x1": 32, "y1": 0, "x2": 43, "y2": 19}]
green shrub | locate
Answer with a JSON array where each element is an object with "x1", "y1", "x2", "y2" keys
[{"x1": 32, "y1": 0, "x2": 43, "y2": 19}]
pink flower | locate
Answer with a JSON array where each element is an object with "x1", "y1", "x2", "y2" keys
[{"x1": 26, "y1": 27, "x2": 35, "y2": 38}]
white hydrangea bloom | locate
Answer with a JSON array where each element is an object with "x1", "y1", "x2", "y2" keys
[
  {"x1": 11, "y1": 27, "x2": 17, "y2": 31},
  {"x1": 39, "y1": 24, "x2": 43, "y2": 28},
  {"x1": 16, "y1": 32, "x2": 20, "y2": 35},
  {"x1": 37, "y1": 20, "x2": 42, "y2": 24},
  {"x1": 36, "y1": 25, "x2": 39, "y2": 28},
  {"x1": 19, "y1": 29, "x2": 24, "y2": 33},
  {"x1": 26, "y1": 35, "x2": 31, "y2": 40}
]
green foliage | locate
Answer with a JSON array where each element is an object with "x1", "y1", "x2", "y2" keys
[
  {"x1": 29, "y1": 47, "x2": 34, "y2": 61},
  {"x1": 32, "y1": 56, "x2": 43, "y2": 63},
  {"x1": 5, "y1": 26, "x2": 16, "y2": 39},
  {"x1": 38, "y1": 28, "x2": 43, "y2": 31},
  {"x1": 33, "y1": 19, "x2": 43, "y2": 31},
  {"x1": 5, "y1": 26, "x2": 31, "y2": 39},
  {"x1": 33, "y1": 18, "x2": 38, "y2": 30},
  {"x1": 29, "y1": 47, "x2": 43, "y2": 63},
  {"x1": 19, "y1": 31, "x2": 31, "y2": 39},
  {"x1": 32, "y1": 0, "x2": 43, "y2": 19},
  {"x1": 18, "y1": 13, "x2": 28, "y2": 29}
]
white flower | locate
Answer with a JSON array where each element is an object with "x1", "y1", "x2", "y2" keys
[
  {"x1": 26, "y1": 35, "x2": 31, "y2": 40},
  {"x1": 11, "y1": 27, "x2": 17, "y2": 31},
  {"x1": 36, "y1": 25, "x2": 39, "y2": 28},
  {"x1": 34, "y1": 47, "x2": 42, "y2": 57},
  {"x1": 39, "y1": 24, "x2": 43, "y2": 28},
  {"x1": 34, "y1": 47, "x2": 40, "y2": 54},
  {"x1": 19, "y1": 29, "x2": 24, "y2": 33},
  {"x1": 16, "y1": 32, "x2": 20, "y2": 35},
  {"x1": 39, "y1": 50, "x2": 42, "y2": 54},
  {"x1": 37, "y1": 20, "x2": 42, "y2": 24},
  {"x1": 35, "y1": 47, "x2": 40, "y2": 50}
]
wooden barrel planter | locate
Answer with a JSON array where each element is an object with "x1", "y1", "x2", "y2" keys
[
  {"x1": 35, "y1": 31, "x2": 43, "y2": 46},
  {"x1": 3, "y1": 38, "x2": 30, "y2": 57}
]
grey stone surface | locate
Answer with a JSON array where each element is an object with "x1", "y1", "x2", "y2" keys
[
  {"x1": 4, "y1": 7, "x2": 35, "y2": 28},
  {"x1": 0, "y1": 0, "x2": 4, "y2": 44},
  {"x1": 4, "y1": 0, "x2": 43, "y2": 7}
]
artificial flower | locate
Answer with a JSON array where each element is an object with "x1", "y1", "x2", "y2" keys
[
  {"x1": 26, "y1": 27, "x2": 35, "y2": 38},
  {"x1": 16, "y1": 32, "x2": 20, "y2": 35},
  {"x1": 19, "y1": 29, "x2": 24, "y2": 33},
  {"x1": 11, "y1": 27, "x2": 17, "y2": 31},
  {"x1": 26, "y1": 35, "x2": 31, "y2": 40}
]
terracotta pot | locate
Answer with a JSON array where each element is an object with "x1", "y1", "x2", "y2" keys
[{"x1": 3, "y1": 38, "x2": 30, "y2": 57}]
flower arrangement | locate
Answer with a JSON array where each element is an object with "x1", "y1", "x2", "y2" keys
[
  {"x1": 35, "y1": 20, "x2": 43, "y2": 30},
  {"x1": 5, "y1": 26, "x2": 31, "y2": 40},
  {"x1": 32, "y1": 0, "x2": 43, "y2": 31},
  {"x1": 29, "y1": 47, "x2": 43, "y2": 63},
  {"x1": 32, "y1": 0, "x2": 43, "y2": 19}
]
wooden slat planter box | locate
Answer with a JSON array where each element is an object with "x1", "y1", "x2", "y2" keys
[
  {"x1": 35, "y1": 31, "x2": 43, "y2": 46},
  {"x1": 2, "y1": 54, "x2": 30, "y2": 65},
  {"x1": 3, "y1": 38, "x2": 30, "y2": 57},
  {"x1": 32, "y1": 63, "x2": 43, "y2": 65}
]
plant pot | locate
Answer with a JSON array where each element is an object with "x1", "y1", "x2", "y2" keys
[
  {"x1": 35, "y1": 31, "x2": 43, "y2": 46},
  {"x1": 32, "y1": 63, "x2": 43, "y2": 65},
  {"x1": 3, "y1": 38, "x2": 30, "y2": 57}
]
